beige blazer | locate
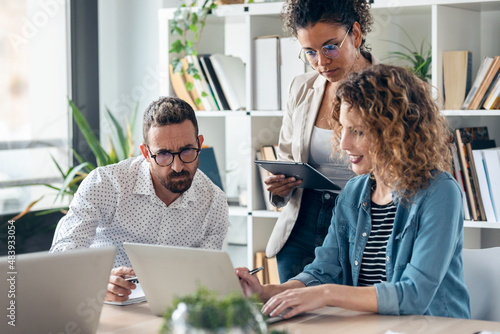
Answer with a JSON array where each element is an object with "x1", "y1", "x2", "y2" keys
[
  {"x1": 266, "y1": 55, "x2": 378, "y2": 258},
  {"x1": 266, "y1": 70, "x2": 328, "y2": 257}
]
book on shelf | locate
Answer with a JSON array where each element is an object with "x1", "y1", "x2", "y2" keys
[
  {"x1": 199, "y1": 54, "x2": 231, "y2": 110},
  {"x1": 256, "y1": 144, "x2": 279, "y2": 211},
  {"x1": 209, "y1": 54, "x2": 246, "y2": 111},
  {"x1": 480, "y1": 68, "x2": 500, "y2": 110},
  {"x1": 451, "y1": 142, "x2": 471, "y2": 220},
  {"x1": 461, "y1": 57, "x2": 493, "y2": 110},
  {"x1": 169, "y1": 64, "x2": 197, "y2": 110},
  {"x1": 481, "y1": 147, "x2": 500, "y2": 222},
  {"x1": 466, "y1": 143, "x2": 486, "y2": 221},
  {"x1": 442, "y1": 51, "x2": 472, "y2": 110},
  {"x1": 198, "y1": 146, "x2": 224, "y2": 191},
  {"x1": 253, "y1": 35, "x2": 308, "y2": 111},
  {"x1": 254, "y1": 35, "x2": 281, "y2": 110},
  {"x1": 196, "y1": 56, "x2": 219, "y2": 110},
  {"x1": 454, "y1": 129, "x2": 479, "y2": 220},
  {"x1": 254, "y1": 251, "x2": 266, "y2": 284},
  {"x1": 280, "y1": 37, "x2": 309, "y2": 110},
  {"x1": 471, "y1": 149, "x2": 497, "y2": 222},
  {"x1": 482, "y1": 74, "x2": 500, "y2": 110},
  {"x1": 467, "y1": 56, "x2": 500, "y2": 110},
  {"x1": 455, "y1": 127, "x2": 497, "y2": 221},
  {"x1": 182, "y1": 56, "x2": 219, "y2": 111},
  {"x1": 187, "y1": 54, "x2": 220, "y2": 111},
  {"x1": 253, "y1": 252, "x2": 280, "y2": 285},
  {"x1": 264, "y1": 256, "x2": 280, "y2": 285},
  {"x1": 180, "y1": 58, "x2": 205, "y2": 111}
]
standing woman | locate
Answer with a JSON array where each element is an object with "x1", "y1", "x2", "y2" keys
[{"x1": 266, "y1": 0, "x2": 378, "y2": 282}]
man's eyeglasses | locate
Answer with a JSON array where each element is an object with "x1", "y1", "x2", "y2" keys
[
  {"x1": 298, "y1": 27, "x2": 351, "y2": 66},
  {"x1": 146, "y1": 140, "x2": 201, "y2": 167}
]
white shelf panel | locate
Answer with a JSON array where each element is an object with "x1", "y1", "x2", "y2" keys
[
  {"x1": 464, "y1": 221, "x2": 500, "y2": 229},
  {"x1": 249, "y1": 110, "x2": 284, "y2": 117},
  {"x1": 195, "y1": 110, "x2": 247, "y2": 117},
  {"x1": 228, "y1": 206, "x2": 249, "y2": 216},
  {"x1": 372, "y1": 0, "x2": 500, "y2": 10},
  {"x1": 214, "y1": 2, "x2": 284, "y2": 16},
  {"x1": 441, "y1": 110, "x2": 500, "y2": 116},
  {"x1": 252, "y1": 210, "x2": 280, "y2": 218}
]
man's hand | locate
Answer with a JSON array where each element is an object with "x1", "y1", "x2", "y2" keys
[
  {"x1": 235, "y1": 267, "x2": 264, "y2": 299},
  {"x1": 105, "y1": 267, "x2": 136, "y2": 302}
]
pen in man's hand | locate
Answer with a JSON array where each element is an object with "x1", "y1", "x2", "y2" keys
[
  {"x1": 125, "y1": 276, "x2": 139, "y2": 283},
  {"x1": 249, "y1": 266, "x2": 264, "y2": 275}
]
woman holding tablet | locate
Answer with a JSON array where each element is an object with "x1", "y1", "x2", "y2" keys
[
  {"x1": 266, "y1": 0, "x2": 378, "y2": 282},
  {"x1": 238, "y1": 64, "x2": 470, "y2": 318}
]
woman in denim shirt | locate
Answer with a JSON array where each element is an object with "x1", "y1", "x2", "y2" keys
[{"x1": 237, "y1": 64, "x2": 470, "y2": 319}]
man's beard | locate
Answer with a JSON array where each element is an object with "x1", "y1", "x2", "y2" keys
[{"x1": 156, "y1": 168, "x2": 196, "y2": 194}]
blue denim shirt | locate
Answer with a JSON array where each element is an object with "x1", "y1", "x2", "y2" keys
[{"x1": 292, "y1": 172, "x2": 470, "y2": 318}]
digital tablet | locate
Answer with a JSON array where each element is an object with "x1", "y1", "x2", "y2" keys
[{"x1": 255, "y1": 160, "x2": 341, "y2": 191}]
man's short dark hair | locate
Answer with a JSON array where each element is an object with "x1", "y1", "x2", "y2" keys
[{"x1": 142, "y1": 96, "x2": 198, "y2": 145}]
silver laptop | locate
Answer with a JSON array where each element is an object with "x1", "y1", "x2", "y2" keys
[
  {"x1": 123, "y1": 243, "x2": 243, "y2": 316},
  {"x1": 0, "y1": 247, "x2": 116, "y2": 334}
]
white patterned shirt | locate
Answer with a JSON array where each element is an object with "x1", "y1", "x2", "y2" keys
[{"x1": 50, "y1": 156, "x2": 229, "y2": 268}]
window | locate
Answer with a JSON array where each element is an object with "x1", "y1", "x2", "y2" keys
[{"x1": 0, "y1": 0, "x2": 69, "y2": 215}]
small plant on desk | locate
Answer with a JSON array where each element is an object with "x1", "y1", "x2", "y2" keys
[{"x1": 161, "y1": 286, "x2": 288, "y2": 333}]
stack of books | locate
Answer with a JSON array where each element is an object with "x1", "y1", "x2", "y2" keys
[
  {"x1": 170, "y1": 54, "x2": 246, "y2": 111},
  {"x1": 442, "y1": 52, "x2": 500, "y2": 110},
  {"x1": 460, "y1": 56, "x2": 500, "y2": 110},
  {"x1": 451, "y1": 127, "x2": 499, "y2": 222}
]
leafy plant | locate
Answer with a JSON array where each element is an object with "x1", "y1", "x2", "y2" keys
[
  {"x1": 162, "y1": 286, "x2": 288, "y2": 334},
  {"x1": 169, "y1": 0, "x2": 218, "y2": 107},
  {"x1": 381, "y1": 23, "x2": 432, "y2": 82},
  {"x1": 11, "y1": 98, "x2": 138, "y2": 220}
]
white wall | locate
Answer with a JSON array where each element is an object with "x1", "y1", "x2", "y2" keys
[{"x1": 98, "y1": 0, "x2": 164, "y2": 155}]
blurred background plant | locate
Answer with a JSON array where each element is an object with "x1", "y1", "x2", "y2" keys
[
  {"x1": 169, "y1": 0, "x2": 218, "y2": 107},
  {"x1": 10, "y1": 98, "x2": 138, "y2": 221},
  {"x1": 381, "y1": 23, "x2": 432, "y2": 83}
]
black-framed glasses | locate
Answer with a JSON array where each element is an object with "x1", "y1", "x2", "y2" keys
[
  {"x1": 298, "y1": 27, "x2": 351, "y2": 66},
  {"x1": 146, "y1": 139, "x2": 201, "y2": 167}
]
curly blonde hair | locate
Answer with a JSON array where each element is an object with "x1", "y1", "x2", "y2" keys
[
  {"x1": 281, "y1": 0, "x2": 373, "y2": 54},
  {"x1": 331, "y1": 64, "x2": 453, "y2": 200}
]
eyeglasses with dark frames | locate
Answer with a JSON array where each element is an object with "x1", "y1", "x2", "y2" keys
[
  {"x1": 146, "y1": 139, "x2": 201, "y2": 167},
  {"x1": 298, "y1": 27, "x2": 351, "y2": 66}
]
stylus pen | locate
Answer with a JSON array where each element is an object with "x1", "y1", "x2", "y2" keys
[{"x1": 249, "y1": 266, "x2": 264, "y2": 275}]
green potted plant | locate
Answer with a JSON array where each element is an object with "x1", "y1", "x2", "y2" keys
[
  {"x1": 10, "y1": 98, "x2": 138, "y2": 220},
  {"x1": 380, "y1": 23, "x2": 432, "y2": 83},
  {"x1": 162, "y1": 286, "x2": 288, "y2": 334}
]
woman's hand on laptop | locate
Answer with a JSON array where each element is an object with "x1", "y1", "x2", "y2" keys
[
  {"x1": 105, "y1": 267, "x2": 137, "y2": 302},
  {"x1": 262, "y1": 285, "x2": 327, "y2": 320},
  {"x1": 235, "y1": 267, "x2": 263, "y2": 299}
]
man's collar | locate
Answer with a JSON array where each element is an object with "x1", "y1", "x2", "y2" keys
[{"x1": 133, "y1": 157, "x2": 197, "y2": 207}]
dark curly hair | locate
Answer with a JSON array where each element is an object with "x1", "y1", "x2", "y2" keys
[
  {"x1": 331, "y1": 64, "x2": 453, "y2": 200},
  {"x1": 142, "y1": 96, "x2": 198, "y2": 145},
  {"x1": 282, "y1": 0, "x2": 373, "y2": 54}
]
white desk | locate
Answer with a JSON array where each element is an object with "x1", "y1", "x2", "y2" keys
[{"x1": 96, "y1": 302, "x2": 500, "y2": 334}]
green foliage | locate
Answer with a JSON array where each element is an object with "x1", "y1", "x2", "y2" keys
[
  {"x1": 381, "y1": 23, "x2": 432, "y2": 83},
  {"x1": 12, "y1": 99, "x2": 139, "y2": 218},
  {"x1": 161, "y1": 286, "x2": 288, "y2": 334},
  {"x1": 169, "y1": 0, "x2": 218, "y2": 107}
]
